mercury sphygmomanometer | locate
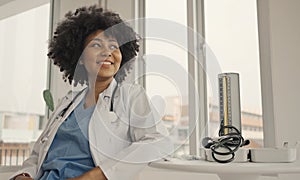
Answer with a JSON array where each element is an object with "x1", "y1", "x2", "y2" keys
[{"x1": 202, "y1": 73, "x2": 249, "y2": 163}]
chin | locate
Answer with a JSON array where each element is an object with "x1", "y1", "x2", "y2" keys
[{"x1": 96, "y1": 75, "x2": 114, "y2": 81}]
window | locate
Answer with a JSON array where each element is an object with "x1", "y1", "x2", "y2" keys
[
  {"x1": 145, "y1": 0, "x2": 189, "y2": 155},
  {"x1": 204, "y1": 0, "x2": 263, "y2": 147},
  {"x1": 0, "y1": 2, "x2": 50, "y2": 166}
]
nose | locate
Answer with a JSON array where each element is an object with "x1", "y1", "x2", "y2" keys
[{"x1": 100, "y1": 47, "x2": 112, "y2": 57}]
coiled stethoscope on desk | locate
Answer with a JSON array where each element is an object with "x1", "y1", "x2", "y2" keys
[{"x1": 202, "y1": 125, "x2": 250, "y2": 163}]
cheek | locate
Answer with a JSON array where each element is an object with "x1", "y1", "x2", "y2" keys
[
  {"x1": 82, "y1": 50, "x2": 96, "y2": 61},
  {"x1": 116, "y1": 55, "x2": 122, "y2": 70},
  {"x1": 81, "y1": 53, "x2": 98, "y2": 73},
  {"x1": 114, "y1": 51, "x2": 122, "y2": 64},
  {"x1": 82, "y1": 50, "x2": 97, "y2": 65}
]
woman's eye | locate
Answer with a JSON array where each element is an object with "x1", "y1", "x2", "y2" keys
[
  {"x1": 91, "y1": 43, "x2": 101, "y2": 48},
  {"x1": 110, "y1": 44, "x2": 119, "y2": 50}
]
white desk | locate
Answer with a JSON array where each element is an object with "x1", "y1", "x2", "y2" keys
[{"x1": 149, "y1": 158, "x2": 300, "y2": 180}]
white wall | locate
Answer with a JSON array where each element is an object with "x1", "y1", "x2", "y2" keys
[
  {"x1": 0, "y1": 0, "x2": 48, "y2": 20},
  {"x1": 258, "y1": 0, "x2": 300, "y2": 148},
  {"x1": 267, "y1": 0, "x2": 300, "y2": 147},
  {"x1": 259, "y1": 0, "x2": 300, "y2": 178}
]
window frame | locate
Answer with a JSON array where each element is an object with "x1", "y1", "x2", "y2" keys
[
  {"x1": 132, "y1": 0, "x2": 208, "y2": 155},
  {"x1": 256, "y1": 0, "x2": 276, "y2": 147},
  {"x1": 198, "y1": 0, "x2": 272, "y2": 148},
  {"x1": 186, "y1": 0, "x2": 208, "y2": 155},
  {"x1": 137, "y1": 0, "x2": 267, "y2": 155},
  {"x1": 137, "y1": 0, "x2": 271, "y2": 153}
]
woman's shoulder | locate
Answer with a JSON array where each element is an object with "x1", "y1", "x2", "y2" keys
[
  {"x1": 118, "y1": 82, "x2": 149, "y2": 105},
  {"x1": 117, "y1": 83, "x2": 148, "y2": 102},
  {"x1": 55, "y1": 88, "x2": 86, "y2": 108},
  {"x1": 118, "y1": 82, "x2": 145, "y2": 94},
  {"x1": 64, "y1": 88, "x2": 86, "y2": 100}
]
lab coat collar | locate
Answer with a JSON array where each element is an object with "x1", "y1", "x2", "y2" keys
[
  {"x1": 67, "y1": 79, "x2": 117, "y2": 113},
  {"x1": 99, "y1": 78, "x2": 118, "y2": 100}
]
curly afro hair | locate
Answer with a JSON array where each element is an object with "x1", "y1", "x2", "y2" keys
[{"x1": 47, "y1": 5, "x2": 139, "y2": 86}]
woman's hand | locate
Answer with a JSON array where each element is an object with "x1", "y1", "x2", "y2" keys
[
  {"x1": 67, "y1": 166, "x2": 107, "y2": 180},
  {"x1": 14, "y1": 176, "x2": 33, "y2": 180}
]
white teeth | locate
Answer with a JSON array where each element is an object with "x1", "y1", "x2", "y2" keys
[{"x1": 97, "y1": 61, "x2": 112, "y2": 65}]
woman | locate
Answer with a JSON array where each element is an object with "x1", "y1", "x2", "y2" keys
[{"x1": 11, "y1": 5, "x2": 171, "y2": 180}]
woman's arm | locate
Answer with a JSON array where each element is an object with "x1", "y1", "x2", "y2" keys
[
  {"x1": 9, "y1": 137, "x2": 42, "y2": 179},
  {"x1": 14, "y1": 166, "x2": 107, "y2": 180},
  {"x1": 92, "y1": 84, "x2": 173, "y2": 180},
  {"x1": 12, "y1": 172, "x2": 33, "y2": 180},
  {"x1": 10, "y1": 94, "x2": 73, "y2": 180}
]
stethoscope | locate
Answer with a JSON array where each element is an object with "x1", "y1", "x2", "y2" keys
[
  {"x1": 41, "y1": 83, "x2": 119, "y2": 144},
  {"x1": 60, "y1": 82, "x2": 119, "y2": 117},
  {"x1": 202, "y1": 125, "x2": 250, "y2": 163}
]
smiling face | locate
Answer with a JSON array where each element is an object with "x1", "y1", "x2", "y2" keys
[{"x1": 81, "y1": 30, "x2": 122, "y2": 83}]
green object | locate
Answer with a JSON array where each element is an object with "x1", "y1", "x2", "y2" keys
[{"x1": 43, "y1": 89, "x2": 54, "y2": 111}]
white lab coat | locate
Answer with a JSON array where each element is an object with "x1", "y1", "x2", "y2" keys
[{"x1": 10, "y1": 79, "x2": 172, "y2": 180}]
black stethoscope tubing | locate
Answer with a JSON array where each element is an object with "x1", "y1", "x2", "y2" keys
[
  {"x1": 42, "y1": 84, "x2": 118, "y2": 143},
  {"x1": 60, "y1": 83, "x2": 119, "y2": 117}
]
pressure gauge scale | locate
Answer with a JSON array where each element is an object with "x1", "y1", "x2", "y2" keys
[{"x1": 218, "y1": 73, "x2": 242, "y2": 136}]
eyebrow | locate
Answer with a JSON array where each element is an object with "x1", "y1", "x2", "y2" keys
[{"x1": 91, "y1": 38, "x2": 117, "y2": 43}]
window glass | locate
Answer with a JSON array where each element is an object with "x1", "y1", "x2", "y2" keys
[
  {"x1": 204, "y1": 0, "x2": 263, "y2": 147},
  {"x1": 0, "y1": 3, "x2": 50, "y2": 166},
  {"x1": 145, "y1": 0, "x2": 189, "y2": 155}
]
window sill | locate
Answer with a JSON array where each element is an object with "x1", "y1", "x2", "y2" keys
[{"x1": 149, "y1": 158, "x2": 300, "y2": 180}]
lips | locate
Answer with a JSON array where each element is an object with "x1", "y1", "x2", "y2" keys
[
  {"x1": 96, "y1": 59, "x2": 114, "y2": 65},
  {"x1": 96, "y1": 61, "x2": 112, "y2": 65}
]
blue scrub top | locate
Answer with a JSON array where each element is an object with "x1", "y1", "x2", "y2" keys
[{"x1": 40, "y1": 100, "x2": 95, "y2": 180}]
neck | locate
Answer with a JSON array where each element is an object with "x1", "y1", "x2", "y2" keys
[{"x1": 84, "y1": 77, "x2": 113, "y2": 109}]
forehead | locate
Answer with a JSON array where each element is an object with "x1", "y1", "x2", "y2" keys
[{"x1": 86, "y1": 29, "x2": 117, "y2": 42}]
